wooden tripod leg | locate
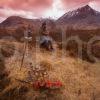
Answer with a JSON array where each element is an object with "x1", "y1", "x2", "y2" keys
[{"x1": 20, "y1": 42, "x2": 27, "y2": 70}]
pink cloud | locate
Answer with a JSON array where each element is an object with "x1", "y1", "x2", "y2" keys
[
  {"x1": 0, "y1": 11, "x2": 5, "y2": 17},
  {"x1": 0, "y1": 0, "x2": 100, "y2": 22},
  {"x1": 89, "y1": 0, "x2": 100, "y2": 11},
  {"x1": 0, "y1": 8, "x2": 37, "y2": 19},
  {"x1": 0, "y1": 0, "x2": 53, "y2": 16}
]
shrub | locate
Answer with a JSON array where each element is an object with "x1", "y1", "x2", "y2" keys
[{"x1": 1, "y1": 43, "x2": 15, "y2": 58}]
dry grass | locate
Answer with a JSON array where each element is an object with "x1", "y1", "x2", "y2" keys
[
  {"x1": 39, "y1": 60, "x2": 53, "y2": 71},
  {"x1": 0, "y1": 40, "x2": 100, "y2": 100}
]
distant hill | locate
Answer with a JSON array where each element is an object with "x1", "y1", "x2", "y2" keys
[
  {"x1": 0, "y1": 16, "x2": 55, "y2": 28},
  {"x1": 0, "y1": 16, "x2": 56, "y2": 41},
  {"x1": 0, "y1": 16, "x2": 41, "y2": 28}
]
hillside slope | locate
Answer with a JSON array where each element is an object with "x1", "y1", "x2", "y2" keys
[{"x1": 0, "y1": 40, "x2": 99, "y2": 100}]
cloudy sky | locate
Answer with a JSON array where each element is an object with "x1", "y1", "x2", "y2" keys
[{"x1": 0, "y1": 0, "x2": 100, "y2": 22}]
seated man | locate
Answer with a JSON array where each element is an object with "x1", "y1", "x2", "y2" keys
[{"x1": 40, "y1": 31, "x2": 53, "y2": 51}]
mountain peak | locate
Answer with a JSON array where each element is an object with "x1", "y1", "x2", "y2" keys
[
  {"x1": 0, "y1": 16, "x2": 31, "y2": 27},
  {"x1": 77, "y1": 5, "x2": 93, "y2": 12},
  {"x1": 59, "y1": 5, "x2": 98, "y2": 19},
  {"x1": 82, "y1": 5, "x2": 91, "y2": 9},
  {"x1": 57, "y1": 5, "x2": 100, "y2": 29}
]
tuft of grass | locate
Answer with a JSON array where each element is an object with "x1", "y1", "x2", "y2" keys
[{"x1": 40, "y1": 60, "x2": 53, "y2": 71}]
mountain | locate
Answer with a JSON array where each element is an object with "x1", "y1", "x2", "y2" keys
[
  {"x1": 0, "y1": 16, "x2": 41, "y2": 28},
  {"x1": 57, "y1": 5, "x2": 100, "y2": 29},
  {"x1": 0, "y1": 16, "x2": 55, "y2": 28},
  {"x1": 0, "y1": 16, "x2": 40, "y2": 41}
]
